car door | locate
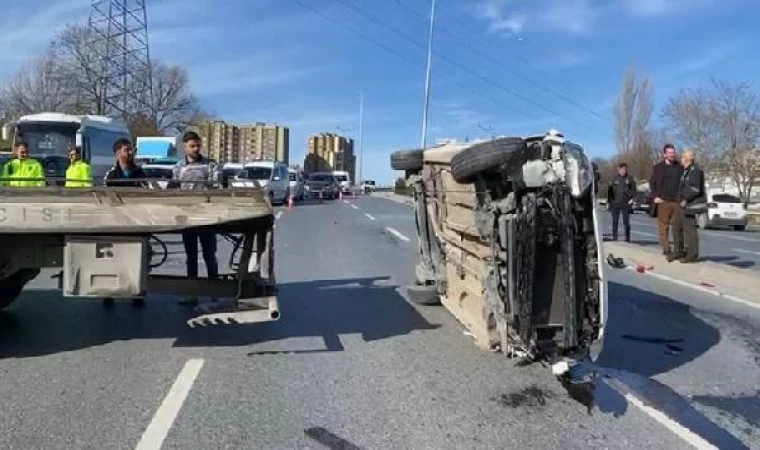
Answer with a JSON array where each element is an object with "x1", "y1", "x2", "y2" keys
[{"x1": 276, "y1": 166, "x2": 288, "y2": 201}]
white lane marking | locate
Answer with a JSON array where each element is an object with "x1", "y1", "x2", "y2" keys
[
  {"x1": 385, "y1": 227, "x2": 410, "y2": 242},
  {"x1": 365, "y1": 213, "x2": 376, "y2": 221},
  {"x1": 351, "y1": 204, "x2": 359, "y2": 210},
  {"x1": 135, "y1": 359, "x2": 205, "y2": 450},
  {"x1": 343, "y1": 200, "x2": 349, "y2": 204},
  {"x1": 623, "y1": 393, "x2": 718, "y2": 450},
  {"x1": 631, "y1": 230, "x2": 658, "y2": 237},
  {"x1": 275, "y1": 211, "x2": 283, "y2": 220},
  {"x1": 704, "y1": 231, "x2": 760, "y2": 243},
  {"x1": 625, "y1": 266, "x2": 759, "y2": 310},
  {"x1": 734, "y1": 248, "x2": 760, "y2": 256}
]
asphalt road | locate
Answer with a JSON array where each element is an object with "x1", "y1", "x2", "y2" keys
[
  {"x1": 0, "y1": 195, "x2": 757, "y2": 449},
  {"x1": 599, "y1": 208, "x2": 760, "y2": 272}
]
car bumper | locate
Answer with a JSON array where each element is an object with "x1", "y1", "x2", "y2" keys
[{"x1": 709, "y1": 215, "x2": 748, "y2": 226}]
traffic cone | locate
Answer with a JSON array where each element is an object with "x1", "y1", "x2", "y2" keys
[{"x1": 287, "y1": 195, "x2": 294, "y2": 210}]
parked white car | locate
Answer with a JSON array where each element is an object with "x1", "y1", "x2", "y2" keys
[
  {"x1": 231, "y1": 161, "x2": 290, "y2": 205},
  {"x1": 332, "y1": 170, "x2": 351, "y2": 192},
  {"x1": 141, "y1": 163, "x2": 175, "y2": 189},
  {"x1": 288, "y1": 168, "x2": 305, "y2": 200},
  {"x1": 698, "y1": 192, "x2": 748, "y2": 231}
]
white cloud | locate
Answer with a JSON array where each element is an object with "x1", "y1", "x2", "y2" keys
[{"x1": 621, "y1": 0, "x2": 716, "y2": 17}]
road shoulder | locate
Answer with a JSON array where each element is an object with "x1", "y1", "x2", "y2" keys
[{"x1": 605, "y1": 241, "x2": 760, "y2": 308}]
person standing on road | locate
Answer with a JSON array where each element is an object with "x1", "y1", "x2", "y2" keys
[
  {"x1": 671, "y1": 150, "x2": 705, "y2": 263},
  {"x1": 65, "y1": 145, "x2": 92, "y2": 187},
  {"x1": 103, "y1": 138, "x2": 147, "y2": 308},
  {"x1": 649, "y1": 144, "x2": 683, "y2": 258},
  {"x1": 103, "y1": 138, "x2": 148, "y2": 187},
  {"x1": 607, "y1": 162, "x2": 636, "y2": 242},
  {"x1": 1, "y1": 141, "x2": 45, "y2": 187},
  {"x1": 172, "y1": 131, "x2": 219, "y2": 306}
]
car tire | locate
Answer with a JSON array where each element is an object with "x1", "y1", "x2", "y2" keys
[
  {"x1": 391, "y1": 149, "x2": 424, "y2": 171},
  {"x1": 406, "y1": 283, "x2": 441, "y2": 305},
  {"x1": 450, "y1": 137, "x2": 530, "y2": 184},
  {"x1": 733, "y1": 225, "x2": 746, "y2": 231},
  {"x1": 697, "y1": 213, "x2": 708, "y2": 229},
  {"x1": 0, "y1": 269, "x2": 39, "y2": 310}
]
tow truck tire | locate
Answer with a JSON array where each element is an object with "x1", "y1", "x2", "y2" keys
[
  {"x1": 391, "y1": 149, "x2": 424, "y2": 171},
  {"x1": 406, "y1": 283, "x2": 441, "y2": 305},
  {"x1": 450, "y1": 137, "x2": 528, "y2": 184},
  {"x1": 0, "y1": 269, "x2": 39, "y2": 310}
]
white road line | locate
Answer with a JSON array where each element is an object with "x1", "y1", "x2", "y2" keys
[
  {"x1": 625, "y1": 266, "x2": 760, "y2": 310},
  {"x1": 734, "y1": 248, "x2": 760, "y2": 256},
  {"x1": 135, "y1": 359, "x2": 205, "y2": 450},
  {"x1": 704, "y1": 231, "x2": 760, "y2": 243},
  {"x1": 275, "y1": 211, "x2": 283, "y2": 220},
  {"x1": 351, "y1": 204, "x2": 359, "y2": 210},
  {"x1": 385, "y1": 227, "x2": 410, "y2": 242},
  {"x1": 623, "y1": 393, "x2": 718, "y2": 450},
  {"x1": 365, "y1": 213, "x2": 376, "y2": 221}
]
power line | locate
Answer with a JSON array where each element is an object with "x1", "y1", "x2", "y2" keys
[
  {"x1": 433, "y1": 0, "x2": 609, "y2": 117},
  {"x1": 288, "y1": 0, "x2": 561, "y2": 125},
  {"x1": 392, "y1": 0, "x2": 611, "y2": 125},
  {"x1": 331, "y1": 0, "x2": 598, "y2": 132}
]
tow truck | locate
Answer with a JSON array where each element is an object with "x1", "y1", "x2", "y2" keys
[{"x1": 0, "y1": 114, "x2": 279, "y2": 327}]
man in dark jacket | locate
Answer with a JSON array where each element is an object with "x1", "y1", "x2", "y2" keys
[
  {"x1": 607, "y1": 162, "x2": 636, "y2": 241},
  {"x1": 671, "y1": 150, "x2": 704, "y2": 263},
  {"x1": 649, "y1": 144, "x2": 683, "y2": 257},
  {"x1": 103, "y1": 138, "x2": 148, "y2": 187},
  {"x1": 102, "y1": 138, "x2": 147, "y2": 308}
]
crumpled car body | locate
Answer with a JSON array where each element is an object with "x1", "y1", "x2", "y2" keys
[{"x1": 391, "y1": 131, "x2": 607, "y2": 365}]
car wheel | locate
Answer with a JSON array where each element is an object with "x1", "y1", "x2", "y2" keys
[
  {"x1": 0, "y1": 269, "x2": 39, "y2": 310},
  {"x1": 406, "y1": 283, "x2": 441, "y2": 305},
  {"x1": 450, "y1": 137, "x2": 532, "y2": 184},
  {"x1": 733, "y1": 225, "x2": 746, "y2": 231},
  {"x1": 391, "y1": 149, "x2": 424, "y2": 171},
  {"x1": 268, "y1": 191, "x2": 274, "y2": 206},
  {"x1": 697, "y1": 213, "x2": 708, "y2": 229}
]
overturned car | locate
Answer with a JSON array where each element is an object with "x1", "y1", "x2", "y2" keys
[{"x1": 391, "y1": 130, "x2": 607, "y2": 366}]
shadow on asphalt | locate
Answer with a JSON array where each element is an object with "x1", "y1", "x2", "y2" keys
[
  {"x1": 585, "y1": 281, "x2": 751, "y2": 449},
  {"x1": 598, "y1": 281, "x2": 719, "y2": 377},
  {"x1": 0, "y1": 276, "x2": 439, "y2": 358}
]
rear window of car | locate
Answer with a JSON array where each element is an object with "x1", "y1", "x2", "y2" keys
[
  {"x1": 289, "y1": 172, "x2": 297, "y2": 181},
  {"x1": 310, "y1": 174, "x2": 332, "y2": 182},
  {"x1": 713, "y1": 194, "x2": 742, "y2": 203}
]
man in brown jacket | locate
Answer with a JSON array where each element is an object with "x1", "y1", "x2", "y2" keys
[{"x1": 649, "y1": 144, "x2": 684, "y2": 257}]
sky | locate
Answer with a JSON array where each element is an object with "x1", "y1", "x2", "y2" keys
[{"x1": 1, "y1": 0, "x2": 758, "y2": 184}]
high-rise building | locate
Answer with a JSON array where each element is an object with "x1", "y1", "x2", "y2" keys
[
  {"x1": 189, "y1": 120, "x2": 289, "y2": 164},
  {"x1": 304, "y1": 133, "x2": 355, "y2": 182}
]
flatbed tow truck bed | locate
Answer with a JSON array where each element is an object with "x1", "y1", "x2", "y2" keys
[{"x1": 0, "y1": 186, "x2": 279, "y2": 327}]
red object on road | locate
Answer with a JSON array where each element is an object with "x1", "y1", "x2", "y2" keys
[{"x1": 636, "y1": 264, "x2": 646, "y2": 273}]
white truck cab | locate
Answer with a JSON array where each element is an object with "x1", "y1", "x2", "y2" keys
[{"x1": 332, "y1": 170, "x2": 351, "y2": 192}]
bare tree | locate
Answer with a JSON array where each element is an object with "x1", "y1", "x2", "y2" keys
[
  {"x1": 0, "y1": 48, "x2": 78, "y2": 118},
  {"x1": 712, "y1": 80, "x2": 760, "y2": 203},
  {"x1": 614, "y1": 67, "x2": 654, "y2": 154},
  {"x1": 2, "y1": 24, "x2": 205, "y2": 136},
  {"x1": 664, "y1": 79, "x2": 760, "y2": 202}
]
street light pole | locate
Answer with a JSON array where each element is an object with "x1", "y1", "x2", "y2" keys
[
  {"x1": 420, "y1": 0, "x2": 436, "y2": 150},
  {"x1": 358, "y1": 90, "x2": 364, "y2": 185}
]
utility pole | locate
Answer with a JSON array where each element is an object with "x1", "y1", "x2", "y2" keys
[
  {"x1": 420, "y1": 0, "x2": 436, "y2": 150},
  {"x1": 358, "y1": 90, "x2": 364, "y2": 185}
]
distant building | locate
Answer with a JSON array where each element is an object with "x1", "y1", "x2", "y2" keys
[
  {"x1": 190, "y1": 120, "x2": 289, "y2": 164},
  {"x1": 304, "y1": 132, "x2": 356, "y2": 181}
]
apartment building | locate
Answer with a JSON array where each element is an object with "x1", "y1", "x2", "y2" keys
[
  {"x1": 190, "y1": 120, "x2": 289, "y2": 164},
  {"x1": 304, "y1": 132, "x2": 356, "y2": 182}
]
